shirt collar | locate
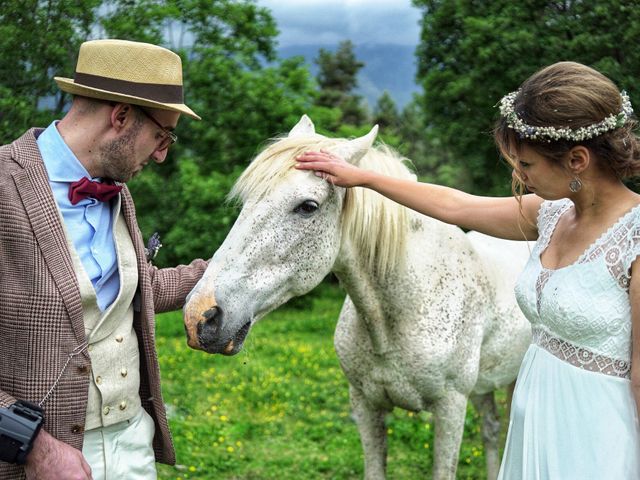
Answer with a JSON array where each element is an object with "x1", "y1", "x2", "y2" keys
[{"x1": 37, "y1": 120, "x2": 95, "y2": 183}]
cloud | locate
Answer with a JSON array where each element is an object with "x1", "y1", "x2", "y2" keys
[{"x1": 257, "y1": 0, "x2": 421, "y2": 47}]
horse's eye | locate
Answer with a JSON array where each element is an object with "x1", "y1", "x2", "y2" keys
[{"x1": 294, "y1": 200, "x2": 319, "y2": 215}]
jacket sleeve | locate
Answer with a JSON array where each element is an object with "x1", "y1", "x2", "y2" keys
[
  {"x1": 0, "y1": 391, "x2": 17, "y2": 409},
  {"x1": 147, "y1": 258, "x2": 209, "y2": 313}
]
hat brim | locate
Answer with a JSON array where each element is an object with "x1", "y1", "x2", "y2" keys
[{"x1": 55, "y1": 76, "x2": 201, "y2": 120}]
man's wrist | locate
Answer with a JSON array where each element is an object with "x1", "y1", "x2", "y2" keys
[{"x1": 0, "y1": 400, "x2": 45, "y2": 464}]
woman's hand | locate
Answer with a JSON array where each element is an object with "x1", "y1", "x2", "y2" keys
[{"x1": 295, "y1": 150, "x2": 369, "y2": 188}]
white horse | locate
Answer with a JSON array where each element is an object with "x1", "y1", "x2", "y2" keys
[{"x1": 184, "y1": 115, "x2": 532, "y2": 479}]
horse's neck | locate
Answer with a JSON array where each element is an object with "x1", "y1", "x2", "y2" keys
[
  {"x1": 333, "y1": 215, "x2": 437, "y2": 354},
  {"x1": 332, "y1": 251, "x2": 394, "y2": 355}
]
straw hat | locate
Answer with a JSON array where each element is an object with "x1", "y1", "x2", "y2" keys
[{"x1": 55, "y1": 39, "x2": 200, "y2": 120}]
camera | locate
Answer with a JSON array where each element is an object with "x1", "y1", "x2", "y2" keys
[{"x1": 0, "y1": 400, "x2": 45, "y2": 464}]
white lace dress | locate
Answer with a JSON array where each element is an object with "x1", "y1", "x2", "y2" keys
[{"x1": 498, "y1": 199, "x2": 640, "y2": 479}]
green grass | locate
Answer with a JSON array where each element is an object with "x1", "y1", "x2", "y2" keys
[{"x1": 156, "y1": 281, "x2": 508, "y2": 480}]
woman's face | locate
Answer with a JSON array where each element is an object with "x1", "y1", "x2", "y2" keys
[{"x1": 513, "y1": 145, "x2": 571, "y2": 200}]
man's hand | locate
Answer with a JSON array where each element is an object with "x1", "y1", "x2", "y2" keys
[{"x1": 24, "y1": 429, "x2": 92, "y2": 480}]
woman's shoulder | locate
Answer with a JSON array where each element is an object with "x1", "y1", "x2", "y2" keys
[{"x1": 536, "y1": 197, "x2": 571, "y2": 230}]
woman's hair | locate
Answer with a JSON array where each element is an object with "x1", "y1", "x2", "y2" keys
[{"x1": 494, "y1": 61, "x2": 640, "y2": 196}]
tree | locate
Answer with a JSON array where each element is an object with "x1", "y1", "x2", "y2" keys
[
  {"x1": 373, "y1": 91, "x2": 400, "y2": 131},
  {"x1": 0, "y1": 0, "x2": 100, "y2": 142},
  {"x1": 412, "y1": 0, "x2": 640, "y2": 194},
  {"x1": 315, "y1": 40, "x2": 368, "y2": 126}
]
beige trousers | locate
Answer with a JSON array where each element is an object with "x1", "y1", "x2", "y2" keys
[{"x1": 82, "y1": 408, "x2": 157, "y2": 480}]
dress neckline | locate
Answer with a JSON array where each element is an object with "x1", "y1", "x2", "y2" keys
[{"x1": 538, "y1": 200, "x2": 640, "y2": 273}]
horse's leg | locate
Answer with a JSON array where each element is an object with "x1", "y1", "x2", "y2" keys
[
  {"x1": 470, "y1": 392, "x2": 501, "y2": 480},
  {"x1": 350, "y1": 385, "x2": 388, "y2": 480},
  {"x1": 432, "y1": 390, "x2": 468, "y2": 480}
]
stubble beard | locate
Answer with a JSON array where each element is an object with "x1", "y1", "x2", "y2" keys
[{"x1": 99, "y1": 121, "x2": 144, "y2": 183}]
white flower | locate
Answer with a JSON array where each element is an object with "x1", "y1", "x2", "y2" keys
[{"x1": 498, "y1": 90, "x2": 633, "y2": 142}]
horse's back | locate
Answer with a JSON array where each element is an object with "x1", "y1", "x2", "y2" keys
[{"x1": 466, "y1": 231, "x2": 531, "y2": 310}]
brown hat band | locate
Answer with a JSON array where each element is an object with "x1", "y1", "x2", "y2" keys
[{"x1": 74, "y1": 72, "x2": 184, "y2": 104}]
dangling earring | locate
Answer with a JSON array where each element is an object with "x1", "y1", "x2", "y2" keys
[{"x1": 569, "y1": 176, "x2": 583, "y2": 193}]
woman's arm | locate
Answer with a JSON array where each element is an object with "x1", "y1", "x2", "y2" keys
[{"x1": 296, "y1": 150, "x2": 541, "y2": 240}]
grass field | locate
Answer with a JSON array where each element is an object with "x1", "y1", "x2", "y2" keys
[{"x1": 156, "y1": 281, "x2": 509, "y2": 480}]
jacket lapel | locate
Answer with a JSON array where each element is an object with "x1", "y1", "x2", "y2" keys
[{"x1": 11, "y1": 130, "x2": 86, "y2": 346}]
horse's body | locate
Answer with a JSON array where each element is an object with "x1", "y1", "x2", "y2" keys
[{"x1": 184, "y1": 116, "x2": 531, "y2": 479}]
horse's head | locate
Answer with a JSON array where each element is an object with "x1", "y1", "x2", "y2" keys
[{"x1": 183, "y1": 115, "x2": 378, "y2": 354}]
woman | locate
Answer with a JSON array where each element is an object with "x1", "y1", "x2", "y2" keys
[{"x1": 296, "y1": 62, "x2": 640, "y2": 478}]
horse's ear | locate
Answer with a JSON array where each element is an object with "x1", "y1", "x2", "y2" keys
[
  {"x1": 332, "y1": 125, "x2": 379, "y2": 164},
  {"x1": 288, "y1": 114, "x2": 315, "y2": 137}
]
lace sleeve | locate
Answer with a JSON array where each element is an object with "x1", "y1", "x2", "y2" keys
[
  {"x1": 536, "y1": 199, "x2": 571, "y2": 238},
  {"x1": 624, "y1": 214, "x2": 640, "y2": 276},
  {"x1": 536, "y1": 200, "x2": 553, "y2": 232}
]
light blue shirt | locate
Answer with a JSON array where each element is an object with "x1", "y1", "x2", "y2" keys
[{"x1": 37, "y1": 121, "x2": 120, "y2": 311}]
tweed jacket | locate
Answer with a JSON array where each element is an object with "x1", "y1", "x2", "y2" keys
[{"x1": 0, "y1": 129, "x2": 208, "y2": 478}]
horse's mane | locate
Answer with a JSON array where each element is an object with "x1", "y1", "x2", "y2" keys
[{"x1": 229, "y1": 135, "x2": 416, "y2": 278}]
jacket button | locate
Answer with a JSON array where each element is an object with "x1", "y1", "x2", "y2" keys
[
  {"x1": 96, "y1": 376, "x2": 103, "y2": 385},
  {"x1": 103, "y1": 406, "x2": 110, "y2": 415},
  {"x1": 119, "y1": 401, "x2": 127, "y2": 411},
  {"x1": 115, "y1": 335, "x2": 124, "y2": 343},
  {"x1": 71, "y1": 425, "x2": 84, "y2": 434},
  {"x1": 120, "y1": 368, "x2": 128, "y2": 377}
]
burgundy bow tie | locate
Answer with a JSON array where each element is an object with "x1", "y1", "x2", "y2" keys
[{"x1": 68, "y1": 177, "x2": 122, "y2": 205}]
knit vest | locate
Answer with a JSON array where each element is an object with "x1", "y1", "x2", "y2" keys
[{"x1": 63, "y1": 197, "x2": 141, "y2": 430}]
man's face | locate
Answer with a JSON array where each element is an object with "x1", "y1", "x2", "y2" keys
[{"x1": 99, "y1": 107, "x2": 180, "y2": 182}]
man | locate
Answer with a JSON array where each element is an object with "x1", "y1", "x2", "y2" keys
[{"x1": 0, "y1": 39, "x2": 208, "y2": 479}]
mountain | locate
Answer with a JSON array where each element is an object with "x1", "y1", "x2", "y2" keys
[{"x1": 278, "y1": 43, "x2": 421, "y2": 110}]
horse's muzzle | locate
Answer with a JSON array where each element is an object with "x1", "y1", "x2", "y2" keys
[{"x1": 183, "y1": 293, "x2": 250, "y2": 355}]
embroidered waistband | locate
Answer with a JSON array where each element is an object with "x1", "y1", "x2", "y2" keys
[{"x1": 532, "y1": 328, "x2": 630, "y2": 379}]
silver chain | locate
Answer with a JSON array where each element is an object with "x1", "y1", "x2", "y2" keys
[{"x1": 38, "y1": 342, "x2": 88, "y2": 408}]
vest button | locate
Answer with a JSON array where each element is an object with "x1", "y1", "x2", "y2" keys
[
  {"x1": 78, "y1": 365, "x2": 90, "y2": 374},
  {"x1": 96, "y1": 376, "x2": 103, "y2": 385},
  {"x1": 103, "y1": 406, "x2": 110, "y2": 415},
  {"x1": 120, "y1": 368, "x2": 128, "y2": 377},
  {"x1": 115, "y1": 335, "x2": 124, "y2": 343},
  {"x1": 119, "y1": 401, "x2": 127, "y2": 411},
  {"x1": 71, "y1": 424, "x2": 84, "y2": 434}
]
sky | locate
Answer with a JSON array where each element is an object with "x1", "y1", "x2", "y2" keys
[{"x1": 256, "y1": 0, "x2": 422, "y2": 48}]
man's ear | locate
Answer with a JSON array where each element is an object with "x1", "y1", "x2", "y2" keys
[
  {"x1": 567, "y1": 145, "x2": 590, "y2": 175},
  {"x1": 110, "y1": 103, "x2": 133, "y2": 131}
]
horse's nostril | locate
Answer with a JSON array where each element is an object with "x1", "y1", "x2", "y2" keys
[{"x1": 202, "y1": 306, "x2": 222, "y2": 328}]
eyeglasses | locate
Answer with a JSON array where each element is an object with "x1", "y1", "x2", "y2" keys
[{"x1": 137, "y1": 107, "x2": 178, "y2": 151}]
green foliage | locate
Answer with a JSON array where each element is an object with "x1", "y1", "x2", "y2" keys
[
  {"x1": 155, "y1": 282, "x2": 507, "y2": 479},
  {"x1": 0, "y1": 0, "x2": 100, "y2": 142},
  {"x1": 316, "y1": 40, "x2": 363, "y2": 93},
  {"x1": 128, "y1": 159, "x2": 240, "y2": 266},
  {"x1": 373, "y1": 91, "x2": 400, "y2": 131},
  {"x1": 315, "y1": 40, "x2": 368, "y2": 126},
  {"x1": 412, "y1": 0, "x2": 640, "y2": 195}
]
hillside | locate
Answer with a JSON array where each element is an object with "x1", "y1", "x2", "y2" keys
[{"x1": 278, "y1": 43, "x2": 421, "y2": 110}]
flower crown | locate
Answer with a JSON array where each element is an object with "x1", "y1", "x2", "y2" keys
[{"x1": 498, "y1": 90, "x2": 634, "y2": 142}]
